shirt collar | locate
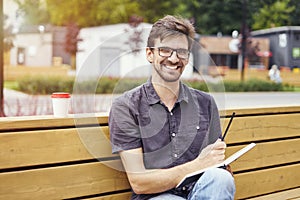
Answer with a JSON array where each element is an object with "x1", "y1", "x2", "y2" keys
[{"x1": 144, "y1": 78, "x2": 189, "y2": 105}]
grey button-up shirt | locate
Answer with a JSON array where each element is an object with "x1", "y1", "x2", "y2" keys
[{"x1": 109, "y1": 79, "x2": 222, "y2": 199}]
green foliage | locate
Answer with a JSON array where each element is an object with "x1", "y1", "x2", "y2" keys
[
  {"x1": 18, "y1": 76, "x2": 74, "y2": 95},
  {"x1": 288, "y1": 0, "x2": 300, "y2": 26},
  {"x1": 15, "y1": 76, "x2": 294, "y2": 95},
  {"x1": 223, "y1": 79, "x2": 284, "y2": 92},
  {"x1": 4, "y1": 81, "x2": 19, "y2": 91},
  {"x1": 14, "y1": 0, "x2": 300, "y2": 35},
  {"x1": 45, "y1": 0, "x2": 141, "y2": 27},
  {"x1": 13, "y1": 0, "x2": 50, "y2": 25},
  {"x1": 252, "y1": 0, "x2": 295, "y2": 30},
  {"x1": 186, "y1": 78, "x2": 293, "y2": 92}
]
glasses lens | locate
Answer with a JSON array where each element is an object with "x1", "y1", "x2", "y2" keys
[
  {"x1": 177, "y1": 49, "x2": 189, "y2": 59},
  {"x1": 158, "y1": 47, "x2": 173, "y2": 57},
  {"x1": 157, "y1": 47, "x2": 189, "y2": 59}
]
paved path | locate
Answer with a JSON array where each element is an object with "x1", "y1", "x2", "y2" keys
[
  {"x1": 212, "y1": 92, "x2": 300, "y2": 110},
  {"x1": 3, "y1": 89, "x2": 300, "y2": 116}
]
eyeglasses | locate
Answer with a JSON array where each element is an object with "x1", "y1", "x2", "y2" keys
[{"x1": 150, "y1": 47, "x2": 190, "y2": 59}]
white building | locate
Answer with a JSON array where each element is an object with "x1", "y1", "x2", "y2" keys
[
  {"x1": 8, "y1": 25, "x2": 71, "y2": 67},
  {"x1": 10, "y1": 27, "x2": 53, "y2": 66},
  {"x1": 76, "y1": 23, "x2": 194, "y2": 79}
]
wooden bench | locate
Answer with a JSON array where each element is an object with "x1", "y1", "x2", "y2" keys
[{"x1": 0, "y1": 106, "x2": 299, "y2": 199}]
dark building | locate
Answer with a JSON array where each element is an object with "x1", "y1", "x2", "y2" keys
[{"x1": 251, "y1": 26, "x2": 300, "y2": 69}]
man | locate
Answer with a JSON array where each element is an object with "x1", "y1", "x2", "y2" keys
[
  {"x1": 268, "y1": 64, "x2": 282, "y2": 83},
  {"x1": 109, "y1": 15, "x2": 235, "y2": 199}
]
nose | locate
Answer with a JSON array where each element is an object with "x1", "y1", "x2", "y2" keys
[{"x1": 168, "y1": 51, "x2": 180, "y2": 63}]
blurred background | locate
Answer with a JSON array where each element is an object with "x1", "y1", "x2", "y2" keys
[{"x1": 1, "y1": 0, "x2": 300, "y2": 116}]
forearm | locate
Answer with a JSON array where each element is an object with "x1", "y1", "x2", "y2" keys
[
  {"x1": 127, "y1": 158, "x2": 203, "y2": 194},
  {"x1": 120, "y1": 140, "x2": 226, "y2": 195}
]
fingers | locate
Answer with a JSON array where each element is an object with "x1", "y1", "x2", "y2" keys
[{"x1": 212, "y1": 139, "x2": 226, "y2": 150}]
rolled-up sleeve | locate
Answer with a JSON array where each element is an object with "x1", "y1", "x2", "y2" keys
[{"x1": 109, "y1": 96, "x2": 142, "y2": 154}]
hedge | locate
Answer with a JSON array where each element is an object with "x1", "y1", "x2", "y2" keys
[{"x1": 15, "y1": 76, "x2": 294, "y2": 95}]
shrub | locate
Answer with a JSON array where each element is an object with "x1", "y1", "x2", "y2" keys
[
  {"x1": 18, "y1": 76, "x2": 74, "y2": 95},
  {"x1": 15, "y1": 76, "x2": 294, "y2": 95}
]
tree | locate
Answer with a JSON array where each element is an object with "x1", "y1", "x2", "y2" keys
[
  {"x1": 175, "y1": 0, "x2": 245, "y2": 35},
  {"x1": 136, "y1": 0, "x2": 187, "y2": 23},
  {"x1": 3, "y1": 15, "x2": 14, "y2": 52},
  {"x1": 13, "y1": 0, "x2": 300, "y2": 36},
  {"x1": 252, "y1": 0, "x2": 295, "y2": 30},
  {"x1": 64, "y1": 22, "x2": 81, "y2": 70},
  {"x1": 46, "y1": 0, "x2": 141, "y2": 27},
  {"x1": 124, "y1": 15, "x2": 144, "y2": 55},
  {"x1": 288, "y1": 0, "x2": 300, "y2": 26},
  {"x1": 13, "y1": 0, "x2": 50, "y2": 25}
]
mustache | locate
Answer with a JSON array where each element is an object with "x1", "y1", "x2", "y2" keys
[{"x1": 162, "y1": 60, "x2": 183, "y2": 67}]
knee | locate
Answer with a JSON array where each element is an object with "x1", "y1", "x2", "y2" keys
[
  {"x1": 189, "y1": 168, "x2": 236, "y2": 199},
  {"x1": 204, "y1": 168, "x2": 235, "y2": 193},
  {"x1": 206, "y1": 168, "x2": 235, "y2": 186}
]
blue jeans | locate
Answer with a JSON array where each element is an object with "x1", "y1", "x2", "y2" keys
[{"x1": 149, "y1": 168, "x2": 236, "y2": 200}]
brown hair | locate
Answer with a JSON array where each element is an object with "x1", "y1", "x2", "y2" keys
[{"x1": 147, "y1": 15, "x2": 195, "y2": 50}]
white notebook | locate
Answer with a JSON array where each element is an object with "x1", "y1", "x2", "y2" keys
[{"x1": 176, "y1": 142, "x2": 256, "y2": 188}]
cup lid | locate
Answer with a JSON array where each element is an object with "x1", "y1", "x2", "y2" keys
[{"x1": 51, "y1": 92, "x2": 71, "y2": 98}]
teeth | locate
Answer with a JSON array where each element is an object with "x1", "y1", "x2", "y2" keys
[{"x1": 165, "y1": 65, "x2": 178, "y2": 70}]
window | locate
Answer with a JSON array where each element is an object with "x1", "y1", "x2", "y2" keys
[{"x1": 292, "y1": 47, "x2": 300, "y2": 59}]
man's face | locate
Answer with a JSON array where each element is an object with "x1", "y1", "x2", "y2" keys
[{"x1": 147, "y1": 35, "x2": 189, "y2": 82}]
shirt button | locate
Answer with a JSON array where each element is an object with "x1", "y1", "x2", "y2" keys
[
  {"x1": 170, "y1": 112, "x2": 173, "y2": 116},
  {"x1": 182, "y1": 186, "x2": 186, "y2": 191},
  {"x1": 171, "y1": 132, "x2": 176, "y2": 137},
  {"x1": 174, "y1": 153, "x2": 178, "y2": 158},
  {"x1": 196, "y1": 126, "x2": 200, "y2": 130}
]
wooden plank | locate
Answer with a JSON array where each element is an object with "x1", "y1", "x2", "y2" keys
[
  {"x1": 234, "y1": 163, "x2": 300, "y2": 199},
  {"x1": 0, "y1": 114, "x2": 109, "y2": 131},
  {"x1": 0, "y1": 106, "x2": 299, "y2": 131},
  {"x1": 0, "y1": 126, "x2": 113, "y2": 169},
  {"x1": 222, "y1": 113, "x2": 300, "y2": 144},
  {"x1": 0, "y1": 161, "x2": 130, "y2": 200},
  {"x1": 88, "y1": 192, "x2": 132, "y2": 200},
  {"x1": 226, "y1": 139, "x2": 300, "y2": 172},
  {"x1": 247, "y1": 187, "x2": 300, "y2": 200},
  {"x1": 220, "y1": 106, "x2": 300, "y2": 117}
]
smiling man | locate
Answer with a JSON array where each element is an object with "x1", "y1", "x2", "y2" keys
[{"x1": 109, "y1": 15, "x2": 235, "y2": 200}]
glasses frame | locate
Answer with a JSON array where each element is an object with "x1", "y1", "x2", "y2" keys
[{"x1": 150, "y1": 47, "x2": 190, "y2": 60}]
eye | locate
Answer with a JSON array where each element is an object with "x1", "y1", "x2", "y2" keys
[
  {"x1": 159, "y1": 47, "x2": 172, "y2": 54},
  {"x1": 177, "y1": 49, "x2": 189, "y2": 55}
]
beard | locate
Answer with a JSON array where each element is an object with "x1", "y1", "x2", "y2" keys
[{"x1": 153, "y1": 61, "x2": 185, "y2": 82}]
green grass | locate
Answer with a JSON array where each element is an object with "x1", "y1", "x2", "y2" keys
[
  {"x1": 292, "y1": 86, "x2": 300, "y2": 92},
  {"x1": 4, "y1": 81, "x2": 19, "y2": 90}
]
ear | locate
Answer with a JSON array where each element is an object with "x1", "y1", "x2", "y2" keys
[{"x1": 146, "y1": 47, "x2": 153, "y2": 63}]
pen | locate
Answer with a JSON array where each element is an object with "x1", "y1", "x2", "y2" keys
[{"x1": 222, "y1": 112, "x2": 235, "y2": 141}]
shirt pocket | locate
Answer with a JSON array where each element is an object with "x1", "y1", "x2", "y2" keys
[{"x1": 178, "y1": 117, "x2": 209, "y2": 155}]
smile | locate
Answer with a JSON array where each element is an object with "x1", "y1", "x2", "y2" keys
[{"x1": 164, "y1": 65, "x2": 180, "y2": 70}]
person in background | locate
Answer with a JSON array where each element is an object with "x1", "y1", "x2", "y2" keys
[
  {"x1": 109, "y1": 15, "x2": 235, "y2": 200},
  {"x1": 268, "y1": 64, "x2": 282, "y2": 83}
]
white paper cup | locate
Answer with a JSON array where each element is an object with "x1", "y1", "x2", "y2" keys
[{"x1": 51, "y1": 92, "x2": 71, "y2": 117}]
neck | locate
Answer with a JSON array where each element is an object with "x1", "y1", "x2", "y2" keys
[{"x1": 152, "y1": 78, "x2": 180, "y2": 111}]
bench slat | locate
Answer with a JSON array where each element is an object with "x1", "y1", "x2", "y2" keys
[
  {"x1": 0, "y1": 114, "x2": 109, "y2": 131},
  {"x1": 234, "y1": 163, "x2": 300, "y2": 199},
  {"x1": 224, "y1": 113, "x2": 300, "y2": 144},
  {"x1": 226, "y1": 138, "x2": 300, "y2": 172},
  {"x1": 0, "y1": 126, "x2": 112, "y2": 170},
  {"x1": 0, "y1": 161, "x2": 130, "y2": 200},
  {"x1": 247, "y1": 187, "x2": 300, "y2": 200},
  {"x1": 88, "y1": 192, "x2": 132, "y2": 200},
  {"x1": 223, "y1": 106, "x2": 300, "y2": 116}
]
